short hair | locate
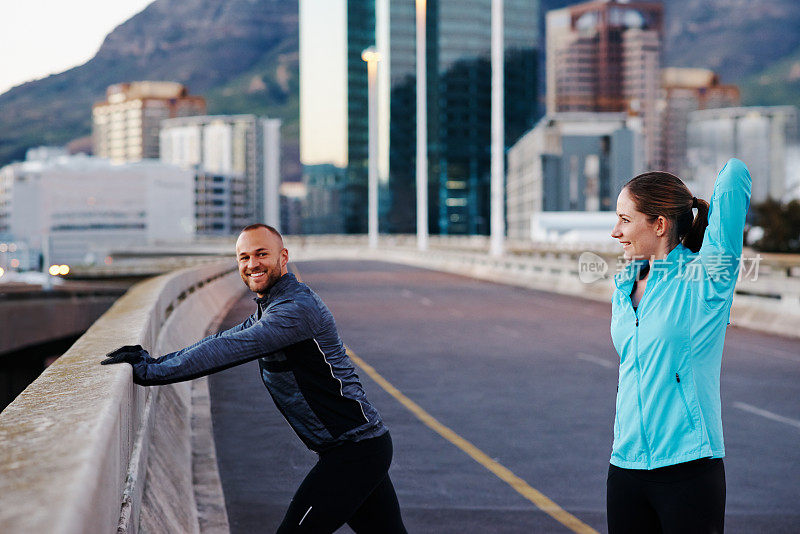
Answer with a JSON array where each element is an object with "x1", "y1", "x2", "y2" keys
[{"x1": 240, "y1": 223, "x2": 283, "y2": 244}]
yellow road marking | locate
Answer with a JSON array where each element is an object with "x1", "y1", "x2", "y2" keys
[
  {"x1": 347, "y1": 349, "x2": 598, "y2": 534},
  {"x1": 291, "y1": 262, "x2": 598, "y2": 533}
]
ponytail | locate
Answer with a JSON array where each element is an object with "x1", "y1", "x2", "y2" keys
[{"x1": 681, "y1": 197, "x2": 709, "y2": 253}]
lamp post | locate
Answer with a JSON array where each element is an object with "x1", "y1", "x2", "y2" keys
[
  {"x1": 362, "y1": 47, "x2": 381, "y2": 249},
  {"x1": 415, "y1": 0, "x2": 428, "y2": 251},
  {"x1": 490, "y1": 0, "x2": 504, "y2": 257}
]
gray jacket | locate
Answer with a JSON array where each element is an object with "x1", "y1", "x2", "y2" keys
[{"x1": 132, "y1": 273, "x2": 387, "y2": 452}]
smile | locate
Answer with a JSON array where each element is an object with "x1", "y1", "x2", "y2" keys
[{"x1": 249, "y1": 272, "x2": 266, "y2": 279}]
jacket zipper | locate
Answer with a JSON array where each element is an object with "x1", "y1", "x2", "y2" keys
[
  {"x1": 676, "y1": 372, "x2": 696, "y2": 431},
  {"x1": 630, "y1": 265, "x2": 653, "y2": 467},
  {"x1": 632, "y1": 308, "x2": 651, "y2": 467}
]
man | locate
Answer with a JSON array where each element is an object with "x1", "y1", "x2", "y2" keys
[{"x1": 102, "y1": 224, "x2": 406, "y2": 533}]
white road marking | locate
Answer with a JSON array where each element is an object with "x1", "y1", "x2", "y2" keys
[
  {"x1": 733, "y1": 402, "x2": 800, "y2": 430},
  {"x1": 577, "y1": 353, "x2": 616, "y2": 369}
]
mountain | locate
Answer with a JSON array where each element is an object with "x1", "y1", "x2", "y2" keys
[
  {"x1": 2, "y1": 0, "x2": 800, "y2": 172},
  {"x1": 0, "y1": 0, "x2": 299, "y2": 180},
  {"x1": 541, "y1": 0, "x2": 800, "y2": 106},
  {"x1": 662, "y1": 0, "x2": 800, "y2": 108}
]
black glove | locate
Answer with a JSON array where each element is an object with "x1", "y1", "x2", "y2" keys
[{"x1": 101, "y1": 344, "x2": 150, "y2": 366}]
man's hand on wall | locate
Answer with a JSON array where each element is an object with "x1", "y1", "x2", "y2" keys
[{"x1": 101, "y1": 345, "x2": 149, "y2": 366}]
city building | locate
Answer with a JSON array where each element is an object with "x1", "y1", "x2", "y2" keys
[
  {"x1": 160, "y1": 115, "x2": 282, "y2": 231},
  {"x1": 686, "y1": 106, "x2": 800, "y2": 204},
  {"x1": 302, "y1": 164, "x2": 346, "y2": 235},
  {"x1": 344, "y1": 0, "x2": 376, "y2": 234},
  {"x1": 194, "y1": 171, "x2": 248, "y2": 235},
  {"x1": 92, "y1": 81, "x2": 206, "y2": 163},
  {"x1": 0, "y1": 152, "x2": 195, "y2": 267},
  {"x1": 345, "y1": 0, "x2": 539, "y2": 235},
  {"x1": 660, "y1": 68, "x2": 739, "y2": 176},
  {"x1": 0, "y1": 169, "x2": 11, "y2": 242},
  {"x1": 0, "y1": 148, "x2": 68, "y2": 241},
  {"x1": 506, "y1": 112, "x2": 643, "y2": 240},
  {"x1": 529, "y1": 210, "x2": 618, "y2": 244},
  {"x1": 279, "y1": 181, "x2": 307, "y2": 235},
  {"x1": 546, "y1": 0, "x2": 663, "y2": 168}
]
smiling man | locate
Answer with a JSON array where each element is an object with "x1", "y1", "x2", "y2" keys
[{"x1": 101, "y1": 224, "x2": 406, "y2": 533}]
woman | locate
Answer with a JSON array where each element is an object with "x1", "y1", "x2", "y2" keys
[{"x1": 607, "y1": 158, "x2": 751, "y2": 533}]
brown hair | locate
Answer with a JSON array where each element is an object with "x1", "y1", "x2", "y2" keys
[
  {"x1": 240, "y1": 223, "x2": 283, "y2": 244},
  {"x1": 624, "y1": 171, "x2": 709, "y2": 253}
]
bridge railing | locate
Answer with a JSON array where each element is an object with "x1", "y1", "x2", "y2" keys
[
  {"x1": 61, "y1": 232, "x2": 800, "y2": 336},
  {"x1": 0, "y1": 259, "x2": 242, "y2": 534},
  {"x1": 286, "y1": 235, "x2": 800, "y2": 338},
  {"x1": 79, "y1": 233, "x2": 800, "y2": 324}
]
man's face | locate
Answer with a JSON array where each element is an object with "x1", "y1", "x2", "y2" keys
[{"x1": 235, "y1": 228, "x2": 289, "y2": 297}]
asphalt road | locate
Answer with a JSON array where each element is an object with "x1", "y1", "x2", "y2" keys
[{"x1": 209, "y1": 260, "x2": 800, "y2": 533}]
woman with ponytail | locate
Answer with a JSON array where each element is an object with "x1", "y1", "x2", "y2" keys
[{"x1": 607, "y1": 159, "x2": 751, "y2": 533}]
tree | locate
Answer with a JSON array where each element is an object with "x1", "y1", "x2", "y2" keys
[{"x1": 750, "y1": 198, "x2": 800, "y2": 253}]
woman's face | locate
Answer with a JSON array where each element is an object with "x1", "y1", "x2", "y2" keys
[{"x1": 611, "y1": 188, "x2": 663, "y2": 260}]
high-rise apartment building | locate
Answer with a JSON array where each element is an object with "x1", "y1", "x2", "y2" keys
[
  {"x1": 192, "y1": 171, "x2": 248, "y2": 235},
  {"x1": 160, "y1": 115, "x2": 282, "y2": 231},
  {"x1": 92, "y1": 82, "x2": 206, "y2": 163},
  {"x1": 546, "y1": 0, "x2": 663, "y2": 168},
  {"x1": 660, "y1": 68, "x2": 739, "y2": 176},
  {"x1": 345, "y1": 0, "x2": 539, "y2": 235}
]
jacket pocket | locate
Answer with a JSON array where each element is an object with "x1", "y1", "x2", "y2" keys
[{"x1": 675, "y1": 372, "x2": 695, "y2": 431}]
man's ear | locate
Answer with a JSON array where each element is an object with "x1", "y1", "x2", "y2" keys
[{"x1": 280, "y1": 248, "x2": 289, "y2": 270}]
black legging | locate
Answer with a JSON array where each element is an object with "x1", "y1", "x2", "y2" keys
[
  {"x1": 607, "y1": 458, "x2": 726, "y2": 534},
  {"x1": 277, "y1": 431, "x2": 407, "y2": 533}
]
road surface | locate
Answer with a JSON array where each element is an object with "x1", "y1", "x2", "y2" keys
[{"x1": 209, "y1": 260, "x2": 800, "y2": 533}]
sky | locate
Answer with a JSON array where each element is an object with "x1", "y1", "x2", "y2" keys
[
  {"x1": 0, "y1": 0, "x2": 348, "y2": 167},
  {"x1": 300, "y1": 0, "x2": 347, "y2": 167},
  {"x1": 0, "y1": 0, "x2": 155, "y2": 95}
]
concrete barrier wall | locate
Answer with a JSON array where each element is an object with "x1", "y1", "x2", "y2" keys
[
  {"x1": 0, "y1": 260, "x2": 243, "y2": 534},
  {"x1": 289, "y1": 242, "x2": 800, "y2": 339}
]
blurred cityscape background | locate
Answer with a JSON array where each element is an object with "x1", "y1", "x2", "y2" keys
[{"x1": 1, "y1": 0, "x2": 799, "y2": 276}]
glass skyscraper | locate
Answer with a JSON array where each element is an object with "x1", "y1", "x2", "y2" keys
[
  {"x1": 347, "y1": 0, "x2": 539, "y2": 235},
  {"x1": 346, "y1": 1, "x2": 376, "y2": 233}
]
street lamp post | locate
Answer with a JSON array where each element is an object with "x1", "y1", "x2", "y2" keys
[
  {"x1": 415, "y1": 0, "x2": 428, "y2": 251},
  {"x1": 362, "y1": 47, "x2": 381, "y2": 249},
  {"x1": 490, "y1": 0, "x2": 504, "y2": 257}
]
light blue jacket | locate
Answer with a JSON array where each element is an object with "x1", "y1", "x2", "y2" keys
[{"x1": 610, "y1": 158, "x2": 752, "y2": 469}]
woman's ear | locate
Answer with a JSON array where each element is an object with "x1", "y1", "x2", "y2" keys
[{"x1": 655, "y1": 216, "x2": 669, "y2": 238}]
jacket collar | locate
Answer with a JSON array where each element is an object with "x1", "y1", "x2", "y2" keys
[
  {"x1": 254, "y1": 272, "x2": 297, "y2": 307},
  {"x1": 613, "y1": 243, "x2": 690, "y2": 291}
]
